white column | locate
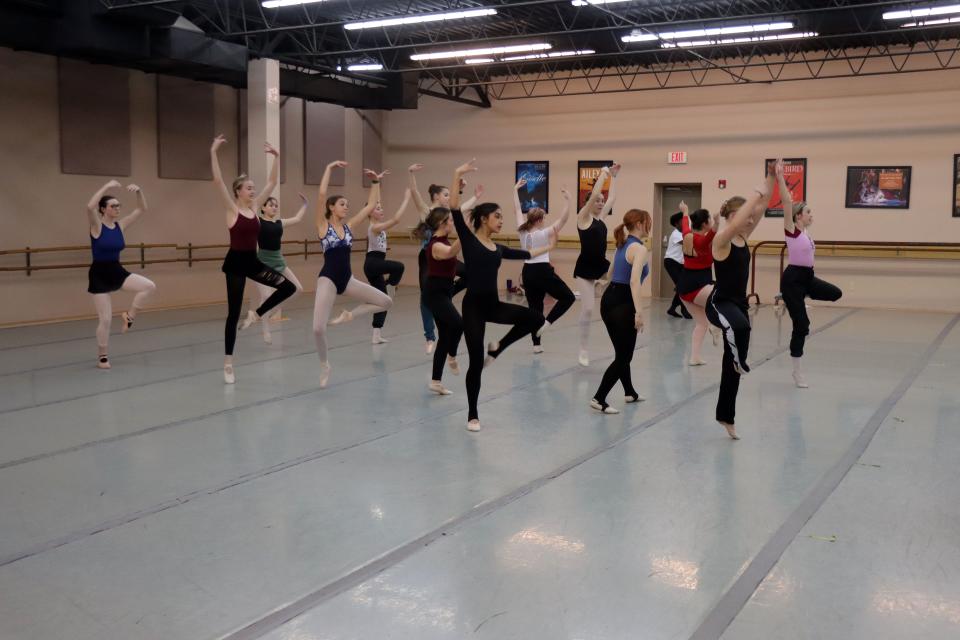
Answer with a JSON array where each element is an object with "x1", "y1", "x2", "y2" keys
[{"x1": 247, "y1": 58, "x2": 281, "y2": 199}]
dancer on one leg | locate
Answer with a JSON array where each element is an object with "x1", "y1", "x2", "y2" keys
[
  {"x1": 514, "y1": 179, "x2": 575, "y2": 353},
  {"x1": 363, "y1": 188, "x2": 411, "y2": 344},
  {"x1": 777, "y1": 163, "x2": 843, "y2": 388},
  {"x1": 211, "y1": 136, "x2": 297, "y2": 384},
  {"x1": 706, "y1": 163, "x2": 776, "y2": 440},
  {"x1": 451, "y1": 159, "x2": 555, "y2": 432},
  {"x1": 677, "y1": 201, "x2": 720, "y2": 366},
  {"x1": 85, "y1": 181, "x2": 157, "y2": 369},
  {"x1": 591, "y1": 209, "x2": 651, "y2": 414},
  {"x1": 573, "y1": 163, "x2": 620, "y2": 366},
  {"x1": 664, "y1": 211, "x2": 691, "y2": 319},
  {"x1": 312, "y1": 161, "x2": 392, "y2": 387},
  {"x1": 255, "y1": 194, "x2": 307, "y2": 344},
  {"x1": 413, "y1": 207, "x2": 464, "y2": 395}
]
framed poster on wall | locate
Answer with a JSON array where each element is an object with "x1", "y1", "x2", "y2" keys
[
  {"x1": 764, "y1": 158, "x2": 806, "y2": 217},
  {"x1": 578, "y1": 161, "x2": 613, "y2": 214},
  {"x1": 845, "y1": 166, "x2": 911, "y2": 209},
  {"x1": 953, "y1": 155, "x2": 960, "y2": 217},
  {"x1": 515, "y1": 161, "x2": 549, "y2": 213}
]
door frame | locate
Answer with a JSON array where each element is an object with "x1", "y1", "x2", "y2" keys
[{"x1": 652, "y1": 183, "x2": 702, "y2": 299}]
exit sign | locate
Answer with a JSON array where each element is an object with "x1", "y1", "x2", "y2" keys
[{"x1": 668, "y1": 151, "x2": 688, "y2": 164}]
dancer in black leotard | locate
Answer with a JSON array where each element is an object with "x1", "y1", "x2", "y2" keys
[
  {"x1": 363, "y1": 188, "x2": 412, "y2": 344},
  {"x1": 705, "y1": 162, "x2": 776, "y2": 440},
  {"x1": 450, "y1": 160, "x2": 556, "y2": 432}
]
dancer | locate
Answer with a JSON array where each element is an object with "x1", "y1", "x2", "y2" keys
[
  {"x1": 363, "y1": 188, "x2": 412, "y2": 344},
  {"x1": 678, "y1": 202, "x2": 720, "y2": 365},
  {"x1": 85, "y1": 180, "x2": 157, "y2": 369},
  {"x1": 514, "y1": 179, "x2": 576, "y2": 353},
  {"x1": 451, "y1": 159, "x2": 555, "y2": 432},
  {"x1": 313, "y1": 161, "x2": 392, "y2": 387},
  {"x1": 573, "y1": 163, "x2": 620, "y2": 366},
  {"x1": 706, "y1": 165, "x2": 775, "y2": 440},
  {"x1": 408, "y1": 164, "x2": 478, "y2": 353},
  {"x1": 777, "y1": 163, "x2": 842, "y2": 388},
  {"x1": 211, "y1": 136, "x2": 296, "y2": 384},
  {"x1": 255, "y1": 193, "x2": 307, "y2": 344},
  {"x1": 664, "y1": 211, "x2": 691, "y2": 319},
  {"x1": 590, "y1": 209, "x2": 651, "y2": 414},
  {"x1": 413, "y1": 207, "x2": 463, "y2": 395}
]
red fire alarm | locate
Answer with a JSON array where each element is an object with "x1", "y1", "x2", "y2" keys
[{"x1": 718, "y1": 179, "x2": 727, "y2": 189}]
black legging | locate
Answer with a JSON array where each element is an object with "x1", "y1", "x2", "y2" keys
[
  {"x1": 224, "y1": 268, "x2": 295, "y2": 356},
  {"x1": 522, "y1": 263, "x2": 576, "y2": 346},
  {"x1": 706, "y1": 294, "x2": 751, "y2": 425},
  {"x1": 363, "y1": 251, "x2": 405, "y2": 329},
  {"x1": 664, "y1": 258, "x2": 684, "y2": 311},
  {"x1": 781, "y1": 265, "x2": 842, "y2": 357},
  {"x1": 462, "y1": 290, "x2": 543, "y2": 421},
  {"x1": 593, "y1": 283, "x2": 639, "y2": 404},
  {"x1": 422, "y1": 277, "x2": 463, "y2": 382}
]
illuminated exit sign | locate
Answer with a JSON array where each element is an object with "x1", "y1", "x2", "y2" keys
[{"x1": 668, "y1": 151, "x2": 688, "y2": 164}]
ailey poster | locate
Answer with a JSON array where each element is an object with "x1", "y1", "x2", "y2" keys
[
  {"x1": 578, "y1": 161, "x2": 613, "y2": 214},
  {"x1": 764, "y1": 158, "x2": 807, "y2": 217},
  {"x1": 515, "y1": 161, "x2": 549, "y2": 213}
]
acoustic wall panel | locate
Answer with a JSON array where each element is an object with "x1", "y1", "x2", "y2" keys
[
  {"x1": 157, "y1": 75, "x2": 214, "y2": 180},
  {"x1": 303, "y1": 100, "x2": 345, "y2": 186}
]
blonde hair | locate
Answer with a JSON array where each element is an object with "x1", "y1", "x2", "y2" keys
[
  {"x1": 232, "y1": 174, "x2": 250, "y2": 199},
  {"x1": 719, "y1": 196, "x2": 747, "y2": 219}
]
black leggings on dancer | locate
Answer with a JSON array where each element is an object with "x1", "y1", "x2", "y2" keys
[
  {"x1": 522, "y1": 263, "x2": 575, "y2": 346},
  {"x1": 706, "y1": 295, "x2": 751, "y2": 424},
  {"x1": 363, "y1": 251, "x2": 405, "y2": 329},
  {"x1": 593, "y1": 283, "x2": 639, "y2": 404},
  {"x1": 462, "y1": 291, "x2": 542, "y2": 421},
  {"x1": 663, "y1": 258, "x2": 684, "y2": 312},
  {"x1": 225, "y1": 267, "x2": 295, "y2": 355},
  {"x1": 780, "y1": 266, "x2": 842, "y2": 357},
  {"x1": 422, "y1": 278, "x2": 463, "y2": 381}
]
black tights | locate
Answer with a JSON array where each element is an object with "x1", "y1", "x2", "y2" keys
[
  {"x1": 462, "y1": 291, "x2": 543, "y2": 421},
  {"x1": 593, "y1": 284, "x2": 638, "y2": 404},
  {"x1": 225, "y1": 268, "x2": 295, "y2": 355},
  {"x1": 363, "y1": 251, "x2": 405, "y2": 329},
  {"x1": 706, "y1": 295, "x2": 751, "y2": 425},
  {"x1": 522, "y1": 263, "x2": 576, "y2": 346},
  {"x1": 780, "y1": 265, "x2": 842, "y2": 357},
  {"x1": 422, "y1": 278, "x2": 463, "y2": 382},
  {"x1": 664, "y1": 258, "x2": 684, "y2": 311}
]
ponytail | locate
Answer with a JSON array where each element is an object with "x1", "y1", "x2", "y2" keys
[
  {"x1": 613, "y1": 223, "x2": 627, "y2": 248},
  {"x1": 518, "y1": 208, "x2": 545, "y2": 233},
  {"x1": 614, "y1": 208, "x2": 652, "y2": 248},
  {"x1": 411, "y1": 207, "x2": 451, "y2": 240}
]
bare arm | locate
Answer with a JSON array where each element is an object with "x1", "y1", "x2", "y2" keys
[
  {"x1": 549, "y1": 187, "x2": 573, "y2": 237},
  {"x1": 628, "y1": 242, "x2": 648, "y2": 331},
  {"x1": 281, "y1": 193, "x2": 309, "y2": 227},
  {"x1": 714, "y1": 170, "x2": 776, "y2": 249},
  {"x1": 317, "y1": 160, "x2": 348, "y2": 233},
  {"x1": 407, "y1": 164, "x2": 431, "y2": 220},
  {"x1": 371, "y1": 188, "x2": 411, "y2": 233},
  {"x1": 600, "y1": 163, "x2": 621, "y2": 217},
  {"x1": 86, "y1": 180, "x2": 121, "y2": 235},
  {"x1": 450, "y1": 159, "x2": 477, "y2": 211},
  {"x1": 209, "y1": 135, "x2": 236, "y2": 223},
  {"x1": 255, "y1": 142, "x2": 280, "y2": 208},
  {"x1": 431, "y1": 238, "x2": 462, "y2": 261},
  {"x1": 577, "y1": 165, "x2": 611, "y2": 227},
  {"x1": 513, "y1": 179, "x2": 527, "y2": 228},
  {"x1": 347, "y1": 169, "x2": 388, "y2": 229},
  {"x1": 118, "y1": 185, "x2": 147, "y2": 231},
  {"x1": 776, "y1": 159, "x2": 795, "y2": 234}
]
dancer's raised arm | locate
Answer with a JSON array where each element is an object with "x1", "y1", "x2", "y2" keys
[
  {"x1": 714, "y1": 165, "x2": 776, "y2": 251},
  {"x1": 370, "y1": 188, "x2": 411, "y2": 234},
  {"x1": 348, "y1": 169, "x2": 389, "y2": 228},
  {"x1": 408, "y1": 163, "x2": 430, "y2": 220},
  {"x1": 578, "y1": 165, "x2": 611, "y2": 226},
  {"x1": 255, "y1": 142, "x2": 280, "y2": 208},
  {"x1": 118, "y1": 185, "x2": 147, "y2": 231},
  {"x1": 776, "y1": 160, "x2": 795, "y2": 234},
  {"x1": 513, "y1": 179, "x2": 527, "y2": 228},
  {"x1": 317, "y1": 160, "x2": 348, "y2": 231},
  {"x1": 548, "y1": 187, "x2": 572, "y2": 238},
  {"x1": 449, "y1": 159, "x2": 477, "y2": 211},
  {"x1": 86, "y1": 180, "x2": 121, "y2": 235},
  {"x1": 281, "y1": 193, "x2": 309, "y2": 227},
  {"x1": 210, "y1": 135, "x2": 236, "y2": 222},
  {"x1": 600, "y1": 163, "x2": 621, "y2": 217}
]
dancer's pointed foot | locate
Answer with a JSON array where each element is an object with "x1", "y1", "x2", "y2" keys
[
  {"x1": 625, "y1": 393, "x2": 645, "y2": 403},
  {"x1": 532, "y1": 344, "x2": 544, "y2": 354},
  {"x1": 793, "y1": 371, "x2": 809, "y2": 388},
  {"x1": 710, "y1": 327, "x2": 721, "y2": 346},
  {"x1": 240, "y1": 310, "x2": 259, "y2": 330},
  {"x1": 121, "y1": 311, "x2": 134, "y2": 333},
  {"x1": 536, "y1": 320, "x2": 550, "y2": 338},
  {"x1": 223, "y1": 364, "x2": 235, "y2": 384},
  {"x1": 720, "y1": 421, "x2": 739, "y2": 440},
  {"x1": 372, "y1": 329, "x2": 389, "y2": 344},
  {"x1": 466, "y1": 419, "x2": 481, "y2": 432},
  {"x1": 688, "y1": 358, "x2": 707, "y2": 366},
  {"x1": 97, "y1": 355, "x2": 111, "y2": 370},
  {"x1": 447, "y1": 356, "x2": 460, "y2": 375},
  {"x1": 319, "y1": 362, "x2": 331, "y2": 388},
  {"x1": 428, "y1": 381, "x2": 453, "y2": 395},
  {"x1": 329, "y1": 310, "x2": 353, "y2": 325},
  {"x1": 589, "y1": 398, "x2": 620, "y2": 414},
  {"x1": 578, "y1": 350, "x2": 590, "y2": 367},
  {"x1": 425, "y1": 340, "x2": 436, "y2": 355}
]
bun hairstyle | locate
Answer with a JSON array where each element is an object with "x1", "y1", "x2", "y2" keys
[
  {"x1": 669, "y1": 211, "x2": 683, "y2": 230},
  {"x1": 325, "y1": 195, "x2": 345, "y2": 219},
  {"x1": 689, "y1": 208, "x2": 711, "y2": 231},
  {"x1": 411, "y1": 207, "x2": 451, "y2": 240},
  {"x1": 472, "y1": 202, "x2": 500, "y2": 231},
  {"x1": 232, "y1": 174, "x2": 250, "y2": 199},
  {"x1": 792, "y1": 201, "x2": 807, "y2": 222},
  {"x1": 97, "y1": 195, "x2": 116, "y2": 215},
  {"x1": 613, "y1": 208, "x2": 651, "y2": 248},
  {"x1": 517, "y1": 207, "x2": 546, "y2": 233},
  {"x1": 428, "y1": 184, "x2": 447, "y2": 201},
  {"x1": 719, "y1": 196, "x2": 747, "y2": 219}
]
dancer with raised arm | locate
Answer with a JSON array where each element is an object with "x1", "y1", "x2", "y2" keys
[
  {"x1": 211, "y1": 136, "x2": 296, "y2": 383},
  {"x1": 363, "y1": 188, "x2": 411, "y2": 344},
  {"x1": 85, "y1": 181, "x2": 157, "y2": 369},
  {"x1": 312, "y1": 161, "x2": 392, "y2": 387},
  {"x1": 677, "y1": 202, "x2": 720, "y2": 365},
  {"x1": 255, "y1": 193, "x2": 307, "y2": 344},
  {"x1": 514, "y1": 179, "x2": 576, "y2": 353}
]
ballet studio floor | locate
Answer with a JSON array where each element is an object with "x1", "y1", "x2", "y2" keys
[{"x1": 0, "y1": 290, "x2": 957, "y2": 640}]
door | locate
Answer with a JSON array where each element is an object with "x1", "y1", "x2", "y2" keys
[{"x1": 655, "y1": 184, "x2": 702, "y2": 299}]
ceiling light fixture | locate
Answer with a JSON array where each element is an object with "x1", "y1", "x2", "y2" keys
[
  {"x1": 571, "y1": 0, "x2": 633, "y2": 6},
  {"x1": 501, "y1": 49, "x2": 596, "y2": 61},
  {"x1": 623, "y1": 22, "x2": 794, "y2": 43},
  {"x1": 900, "y1": 16, "x2": 960, "y2": 26},
  {"x1": 411, "y1": 43, "x2": 552, "y2": 61},
  {"x1": 660, "y1": 31, "x2": 818, "y2": 48},
  {"x1": 345, "y1": 63, "x2": 384, "y2": 71},
  {"x1": 883, "y1": 4, "x2": 960, "y2": 20},
  {"x1": 465, "y1": 58, "x2": 496, "y2": 64},
  {"x1": 345, "y1": 8, "x2": 497, "y2": 31},
  {"x1": 262, "y1": 0, "x2": 328, "y2": 8}
]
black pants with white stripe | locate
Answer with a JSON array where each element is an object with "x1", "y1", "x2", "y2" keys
[{"x1": 706, "y1": 293, "x2": 751, "y2": 425}]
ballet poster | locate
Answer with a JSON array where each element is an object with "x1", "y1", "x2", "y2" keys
[
  {"x1": 578, "y1": 161, "x2": 614, "y2": 214},
  {"x1": 953, "y1": 155, "x2": 960, "y2": 217},
  {"x1": 764, "y1": 158, "x2": 806, "y2": 217},
  {"x1": 845, "y1": 166, "x2": 911, "y2": 209},
  {"x1": 515, "y1": 161, "x2": 550, "y2": 213}
]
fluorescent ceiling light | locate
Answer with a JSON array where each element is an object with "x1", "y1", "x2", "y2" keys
[
  {"x1": 900, "y1": 16, "x2": 960, "y2": 26},
  {"x1": 345, "y1": 8, "x2": 497, "y2": 31},
  {"x1": 465, "y1": 58, "x2": 495, "y2": 64},
  {"x1": 501, "y1": 49, "x2": 596, "y2": 61},
  {"x1": 262, "y1": 0, "x2": 327, "y2": 8},
  {"x1": 660, "y1": 31, "x2": 818, "y2": 48},
  {"x1": 411, "y1": 43, "x2": 551, "y2": 61},
  {"x1": 346, "y1": 63, "x2": 384, "y2": 71},
  {"x1": 571, "y1": 0, "x2": 633, "y2": 6},
  {"x1": 883, "y1": 4, "x2": 960, "y2": 20},
  {"x1": 623, "y1": 21, "x2": 793, "y2": 43}
]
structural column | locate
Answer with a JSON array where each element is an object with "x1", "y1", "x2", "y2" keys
[{"x1": 247, "y1": 58, "x2": 281, "y2": 199}]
